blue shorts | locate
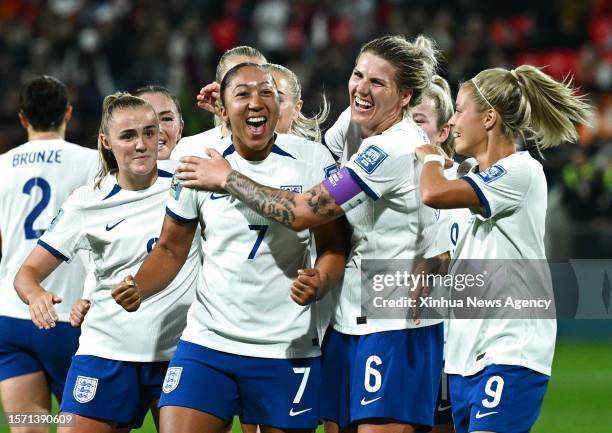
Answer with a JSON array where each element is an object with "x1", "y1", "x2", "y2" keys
[
  {"x1": 320, "y1": 325, "x2": 444, "y2": 429},
  {"x1": 449, "y1": 364, "x2": 549, "y2": 433},
  {"x1": 0, "y1": 315, "x2": 79, "y2": 399},
  {"x1": 433, "y1": 368, "x2": 453, "y2": 426},
  {"x1": 60, "y1": 355, "x2": 168, "y2": 428},
  {"x1": 159, "y1": 340, "x2": 321, "y2": 429}
]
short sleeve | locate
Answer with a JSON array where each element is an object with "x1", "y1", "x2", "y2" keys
[
  {"x1": 38, "y1": 193, "x2": 86, "y2": 262},
  {"x1": 322, "y1": 107, "x2": 352, "y2": 160},
  {"x1": 165, "y1": 174, "x2": 200, "y2": 224},
  {"x1": 344, "y1": 136, "x2": 415, "y2": 200},
  {"x1": 462, "y1": 157, "x2": 532, "y2": 220}
]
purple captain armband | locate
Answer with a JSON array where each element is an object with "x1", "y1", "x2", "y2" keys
[{"x1": 322, "y1": 167, "x2": 363, "y2": 205}]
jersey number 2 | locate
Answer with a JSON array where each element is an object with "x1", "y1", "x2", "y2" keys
[
  {"x1": 247, "y1": 225, "x2": 268, "y2": 259},
  {"x1": 22, "y1": 177, "x2": 51, "y2": 239}
]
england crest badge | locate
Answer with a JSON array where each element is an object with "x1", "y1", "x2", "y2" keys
[
  {"x1": 73, "y1": 375, "x2": 98, "y2": 403},
  {"x1": 162, "y1": 367, "x2": 183, "y2": 394}
]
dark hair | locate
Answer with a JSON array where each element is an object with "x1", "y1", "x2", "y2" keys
[
  {"x1": 219, "y1": 63, "x2": 274, "y2": 107},
  {"x1": 133, "y1": 85, "x2": 182, "y2": 120},
  {"x1": 19, "y1": 75, "x2": 69, "y2": 131}
]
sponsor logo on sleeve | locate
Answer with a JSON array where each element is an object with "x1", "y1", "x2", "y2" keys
[
  {"x1": 354, "y1": 145, "x2": 388, "y2": 174},
  {"x1": 324, "y1": 163, "x2": 339, "y2": 177},
  {"x1": 47, "y1": 208, "x2": 64, "y2": 232},
  {"x1": 169, "y1": 175, "x2": 183, "y2": 200},
  {"x1": 476, "y1": 164, "x2": 507, "y2": 183},
  {"x1": 73, "y1": 376, "x2": 98, "y2": 403}
]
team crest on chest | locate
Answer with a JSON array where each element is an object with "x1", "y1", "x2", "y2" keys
[
  {"x1": 281, "y1": 185, "x2": 302, "y2": 193},
  {"x1": 162, "y1": 367, "x2": 183, "y2": 394},
  {"x1": 73, "y1": 375, "x2": 98, "y2": 403}
]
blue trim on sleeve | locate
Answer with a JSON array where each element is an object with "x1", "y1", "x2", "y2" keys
[
  {"x1": 37, "y1": 240, "x2": 69, "y2": 262},
  {"x1": 158, "y1": 169, "x2": 173, "y2": 178},
  {"x1": 222, "y1": 144, "x2": 236, "y2": 157},
  {"x1": 102, "y1": 184, "x2": 121, "y2": 201},
  {"x1": 345, "y1": 167, "x2": 379, "y2": 200},
  {"x1": 271, "y1": 144, "x2": 296, "y2": 159},
  {"x1": 461, "y1": 176, "x2": 492, "y2": 218},
  {"x1": 165, "y1": 207, "x2": 198, "y2": 224}
]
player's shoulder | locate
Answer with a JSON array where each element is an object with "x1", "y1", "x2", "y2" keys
[
  {"x1": 362, "y1": 118, "x2": 427, "y2": 155},
  {"x1": 275, "y1": 133, "x2": 331, "y2": 159},
  {"x1": 274, "y1": 133, "x2": 336, "y2": 176},
  {"x1": 473, "y1": 151, "x2": 541, "y2": 185},
  {"x1": 173, "y1": 126, "x2": 226, "y2": 159}
]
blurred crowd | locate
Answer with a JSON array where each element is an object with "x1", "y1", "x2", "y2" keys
[{"x1": 0, "y1": 0, "x2": 610, "y2": 257}]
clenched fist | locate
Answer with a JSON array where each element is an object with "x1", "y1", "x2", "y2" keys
[{"x1": 111, "y1": 275, "x2": 142, "y2": 312}]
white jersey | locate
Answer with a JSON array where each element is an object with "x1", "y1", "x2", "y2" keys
[
  {"x1": 0, "y1": 139, "x2": 98, "y2": 321},
  {"x1": 330, "y1": 119, "x2": 441, "y2": 334},
  {"x1": 38, "y1": 167, "x2": 199, "y2": 362},
  {"x1": 429, "y1": 163, "x2": 460, "y2": 258},
  {"x1": 323, "y1": 107, "x2": 362, "y2": 164},
  {"x1": 167, "y1": 133, "x2": 336, "y2": 359},
  {"x1": 171, "y1": 125, "x2": 228, "y2": 160},
  {"x1": 445, "y1": 151, "x2": 556, "y2": 376}
]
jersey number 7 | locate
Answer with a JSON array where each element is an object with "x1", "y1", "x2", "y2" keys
[{"x1": 247, "y1": 225, "x2": 268, "y2": 259}]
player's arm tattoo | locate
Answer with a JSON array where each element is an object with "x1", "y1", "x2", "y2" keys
[{"x1": 224, "y1": 171, "x2": 344, "y2": 229}]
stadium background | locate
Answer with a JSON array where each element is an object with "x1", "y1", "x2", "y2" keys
[{"x1": 0, "y1": 0, "x2": 610, "y2": 432}]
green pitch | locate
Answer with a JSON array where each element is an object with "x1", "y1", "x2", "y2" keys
[{"x1": 1, "y1": 343, "x2": 610, "y2": 433}]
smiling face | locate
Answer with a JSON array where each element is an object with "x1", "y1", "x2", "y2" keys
[
  {"x1": 448, "y1": 85, "x2": 488, "y2": 156},
  {"x1": 412, "y1": 95, "x2": 451, "y2": 148},
  {"x1": 138, "y1": 92, "x2": 183, "y2": 160},
  {"x1": 221, "y1": 66, "x2": 280, "y2": 159},
  {"x1": 100, "y1": 106, "x2": 158, "y2": 186},
  {"x1": 271, "y1": 70, "x2": 303, "y2": 134},
  {"x1": 349, "y1": 52, "x2": 412, "y2": 137}
]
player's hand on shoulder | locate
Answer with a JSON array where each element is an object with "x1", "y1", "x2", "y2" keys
[
  {"x1": 111, "y1": 275, "x2": 142, "y2": 312},
  {"x1": 28, "y1": 290, "x2": 62, "y2": 330},
  {"x1": 290, "y1": 268, "x2": 321, "y2": 306},
  {"x1": 177, "y1": 150, "x2": 232, "y2": 190},
  {"x1": 70, "y1": 299, "x2": 91, "y2": 327},
  {"x1": 415, "y1": 144, "x2": 454, "y2": 169},
  {"x1": 196, "y1": 82, "x2": 221, "y2": 116}
]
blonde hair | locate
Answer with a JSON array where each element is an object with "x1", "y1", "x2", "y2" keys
[
  {"x1": 467, "y1": 65, "x2": 592, "y2": 149},
  {"x1": 264, "y1": 63, "x2": 329, "y2": 142},
  {"x1": 359, "y1": 35, "x2": 438, "y2": 113},
  {"x1": 94, "y1": 92, "x2": 156, "y2": 188},
  {"x1": 213, "y1": 46, "x2": 267, "y2": 127},
  {"x1": 424, "y1": 75, "x2": 455, "y2": 156}
]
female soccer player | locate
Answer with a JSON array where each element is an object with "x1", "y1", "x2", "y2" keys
[
  {"x1": 414, "y1": 65, "x2": 591, "y2": 433},
  {"x1": 134, "y1": 86, "x2": 184, "y2": 160},
  {"x1": 112, "y1": 63, "x2": 346, "y2": 433},
  {"x1": 14, "y1": 93, "x2": 200, "y2": 433},
  {"x1": 412, "y1": 75, "x2": 457, "y2": 433},
  {"x1": 175, "y1": 35, "x2": 444, "y2": 433},
  {"x1": 0, "y1": 75, "x2": 97, "y2": 433},
  {"x1": 171, "y1": 46, "x2": 268, "y2": 160}
]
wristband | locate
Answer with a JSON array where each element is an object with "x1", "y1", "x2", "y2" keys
[{"x1": 423, "y1": 154, "x2": 444, "y2": 166}]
